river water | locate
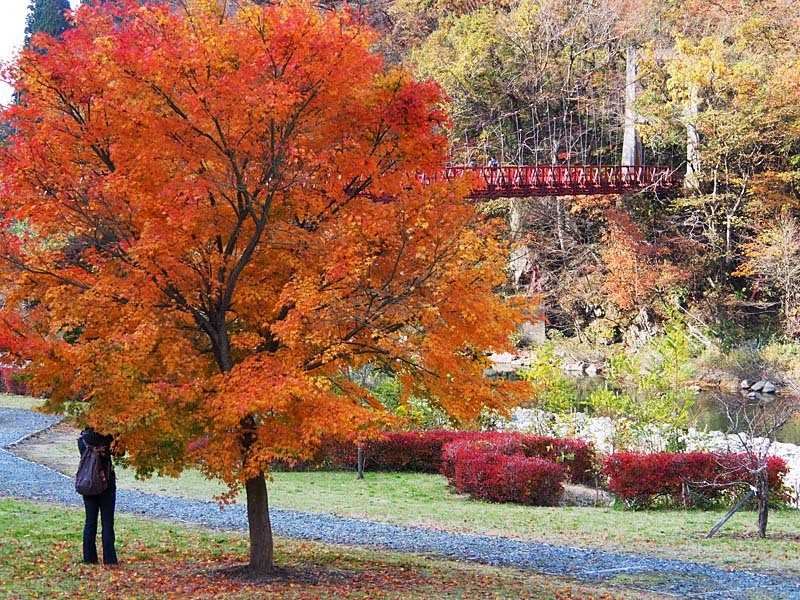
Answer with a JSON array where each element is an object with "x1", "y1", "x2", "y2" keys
[
  {"x1": 571, "y1": 377, "x2": 800, "y2": 445},
  {"x1": 692, "y1": 391, "x2": 800, "y2": 444}
]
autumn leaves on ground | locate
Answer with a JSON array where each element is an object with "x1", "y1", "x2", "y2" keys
[
  {"x1": 2, "y1": 497, "x2": 655, "y2": 600},
  {"x1": 6, "y1": 406, "x2": 800, "y2": 599}
]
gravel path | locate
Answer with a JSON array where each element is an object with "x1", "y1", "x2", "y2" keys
[{"x1": 2, "y1": 407, "x2": 799, "y2": 599}]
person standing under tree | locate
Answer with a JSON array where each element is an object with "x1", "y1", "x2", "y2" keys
[{"x1": 77, "y1": 428, "x2": 118, "y2": 565}]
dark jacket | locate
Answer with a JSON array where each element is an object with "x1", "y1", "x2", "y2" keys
[{"x1": 78, "y1": 429, "x2": 116, "y2": 489}]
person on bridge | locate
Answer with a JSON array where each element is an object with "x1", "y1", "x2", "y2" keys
[
  {"x1": 488, "y1": 156, "x2": 499, "y2": 168},
  {"x1": 78, "y1": 428, "x2": 119, "y2": 565}
]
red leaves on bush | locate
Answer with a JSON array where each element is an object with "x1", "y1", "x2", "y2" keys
[
  {"x1": 436, "y1": 431, "x2": 597, "y2": 485},
  {"x1": 517, "y1": 435, "x2": 597, "y2": 485},
  {"x1": 440, "y1": 437, "x2": 569, "y2": 505},
  {"x1": 297, "y1": 430, "x2": 597, "y2": 483},
  {"x1": 276, "y1": 429, "x2": 592, "y2": 506},
  {"x1": 0, "y1": 365, "x2": 30, "y2": 396},
  {"x1": 440, "y1": 439, "x2": 477, "y2": 481},
  {"x1": 603, "y1": 451, "x2": 790, "y2": 509},
  {"x1": 365, "y1": 431, "x2": 461, "y2": 473},
  {"x1": 453, "y1": 448, "x2": 566, "y2": 506}
]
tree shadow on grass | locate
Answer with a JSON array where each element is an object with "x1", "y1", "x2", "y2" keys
[
  {"x1": 723, "y1": 532, "x2": 800, "y2": 542},
  {"x1": 211, "y1": 563, "x2": 384, "y2": 586}
]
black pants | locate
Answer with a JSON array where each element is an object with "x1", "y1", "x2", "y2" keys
[{"x1": 82, "y1": 487, "x2": 118, "y2": 564}]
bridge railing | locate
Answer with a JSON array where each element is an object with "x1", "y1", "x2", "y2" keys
[{"x1": 420, "y1": 165, "x2": 680, "y2": 198}]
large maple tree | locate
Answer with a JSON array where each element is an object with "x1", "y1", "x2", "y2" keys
[{"x1": 0, "y1": 0, "x2": 524, "y2": 571}]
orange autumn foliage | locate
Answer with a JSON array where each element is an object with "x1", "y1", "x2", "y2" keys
[
  {"x1": 600, "y1": 209, "x2": 683, "y2": 312},
  {"x1": 0, "y1": 0, "x2": 525, "y2": 499}
]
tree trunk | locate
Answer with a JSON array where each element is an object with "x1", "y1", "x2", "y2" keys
[
  {"x1": 555, "y1": 198, "x2": 566, "y2": 255},
  {"x1": 757, "y1": 469, "x2": 769, "y2": 538},
  {"x1": 685, "y1": 85, "x2": 701, "y2": 191},
  {"x1": 208, "y1": 327, "x2": 273, "y2": 570},
  {"x1": 621, "y1": 45, "x2": 643, "y2": 168},
  {"x1": 725, "y1": 213, "x2": 733, "y2": 267},
  {"x1": 245, "y1": 474, "x2": 274, "y2": 572}
]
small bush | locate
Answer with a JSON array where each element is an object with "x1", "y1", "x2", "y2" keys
[
  {"x1": 439, "y1": 435, "x2": 491, "y2": 482},
  {"x1": 604, "y1": 451, "x2": 790, "y2": 509},
  {"x1": 0, "y1": 366, "x2": 31, "y2": 396},
  {"x1": 452, "y1": 448, "x2": 565, "y2": 505},
  {"x1": 312, "y1": 437, "x2": 360, "y2": 469},
  {"x1": 363, "y1": 431, "x2": 460, "y2": 473},
  {"x1": 438, "y1": 432, "x2": 597, "y2": 485},
  {"x1": 517, "y1": 435, "x2": 597, "y2": 485}
]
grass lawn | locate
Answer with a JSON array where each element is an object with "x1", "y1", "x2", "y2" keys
[
  {"x1": 0, "y1": 498, "x2": 667, "y2": 599},
  {"x1": 5, "y1": 395, "x2": 800, "y2": 581},
  {"x1": 0, "y1": 393, "x2": 46, "y2": 411}
]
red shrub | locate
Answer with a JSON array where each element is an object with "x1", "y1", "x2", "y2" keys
[
  {"x1": 604, "y1": 451, "x2": 791, "y2": 509},
  {"x1": 364, "y1": 430, "x2": 460, "y2": 473},
  {"x1": 604, "y1": 452, "x2": 681, "y2": 508},
  {"x1": 441, "y1": 439, "x2": 489, "y2": 482},
  {"x1": 713, "y1": 453, "x2": 790, "y2": 505},
  {"x1": 453, "y1": 447, "x2": 565, "y2": 505},
  {"x1": 439, "y1": 432, "x2": 597, "y2": 485},
  {"x1": 516, "y1": 434, "x2": 597, "y2": 485},
  {"x1": 271, "y1": 436, "x2": 359, "y2": 471},
  {"x1": 313, "y1": 436, "x2": 360, "y2": 469},
  {"x1": 0, "y1": 365, "x2": 31, "y2": 396},
  {"x1": 280, "y1": 429, "x2": 598, "y2": 491}
]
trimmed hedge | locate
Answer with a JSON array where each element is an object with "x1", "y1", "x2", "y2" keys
[
  {"x1": 0, "y1": 365, "x2": 31, "y2": 396},
  {"x1": 291, "y1": 430, "x2": 597, "y2": 485},
  {"x1": 436, "y1": 431, "x2": 597, "y2": 485},
  {"x1": 603, "y1": 451, "x2": 790, "y2": 509},
  {"x1": 364, "y1": 431, "x2": 460, "y2": 473},
  {"x1": 453, "y1": 449, "x2": 565, "y2": 506},
  {"x1": 273, "y1": 430, "x2": 593, "y2": 506}
]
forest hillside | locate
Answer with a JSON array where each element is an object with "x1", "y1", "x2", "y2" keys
[
  {"x1": 5, "y1": 0, "x2": 800, "y2": 385},
  {"x1": 365, "y1": 0, "x2": 800, "y2": 368}
]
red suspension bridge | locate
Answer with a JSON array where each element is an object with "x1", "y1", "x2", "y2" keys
[{"x1": 421, "y1": 164, "x2": 680, "y2": 199}]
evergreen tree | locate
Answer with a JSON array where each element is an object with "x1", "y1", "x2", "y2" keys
[{"x1": 24, "y1": 0, "x2": 72, "y2": 43}]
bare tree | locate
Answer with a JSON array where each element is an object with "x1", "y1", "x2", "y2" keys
[
  {"x1": 708, "y1": 390, "x2": 798, "y2": 538},
  {"x1": 737, "y1": 213, "x2": 800, "y2": 337}
]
